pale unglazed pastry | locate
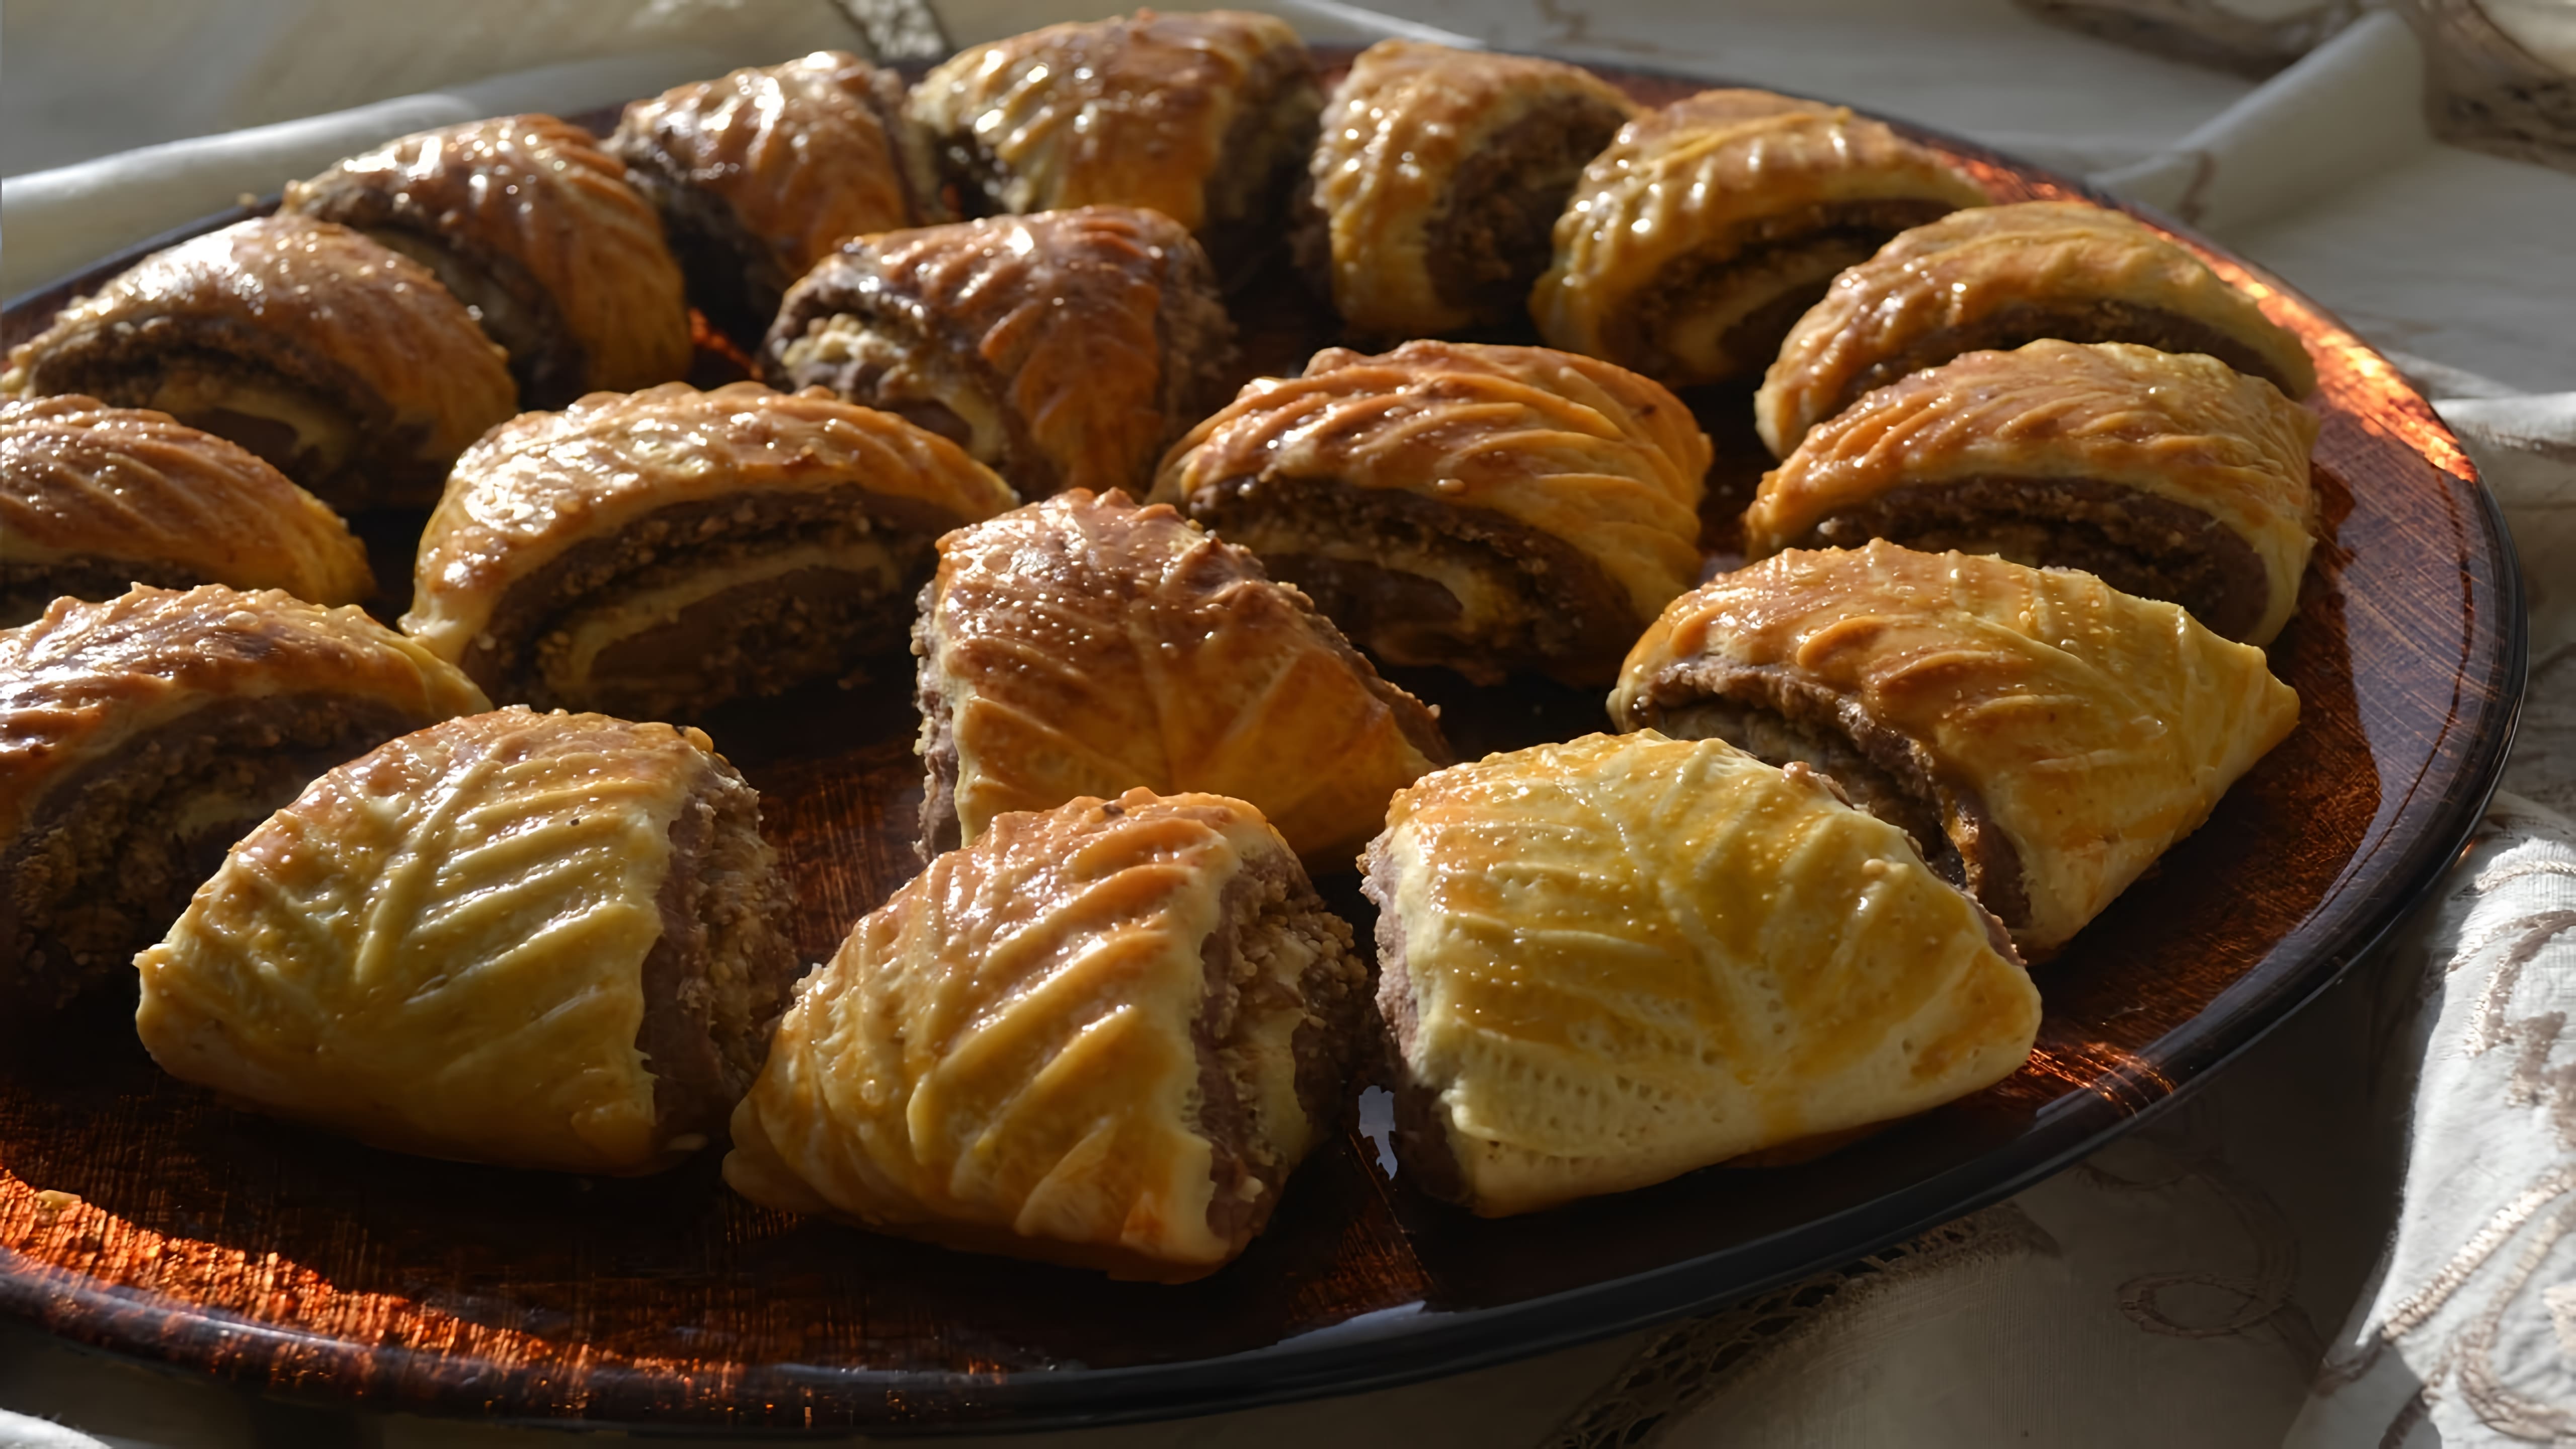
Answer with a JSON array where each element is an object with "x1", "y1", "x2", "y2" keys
[
  {"x1": 403, "y1": 381, "x2": 1017, "y2": 722},
  {"x1": 137, "y1": 707, "x2": 800, "y2": 1175},
  {"x1": 1303, "y1": 40, "x2": 1636, "y2": 337},
  {"x1": 1, "y1": 395, "x2": 373, "y2": 626},
  {"x1": 2, "y1": 586, "x2": 488, "y2": 1012},
  {"x1": 908, "y1": 10, "x2": 1323, "y2": 278},
  {"x1": 1744, "y1": 341, "x2": 2319, "y2": 645},
  {"x1": 726, "y1": 788, "x2": 1370, "y2": 1281},
  {"x1": 284, "y1": 114, "x2": 693, "y2": 408},
  {"x1": 914, "y1": 490, "x2": 1450, "y2": 870},
  {"x1": 764, "y1": 207, "x2": 1237, "y2": 500},
  {"x1": 1532, "y1": 90, "x2": 1989, "y2": 388},
  {"x1": 1609, "y1": 542, "x2": 2302, "y2": 954},
  {"x1": 1754, "y1": 201, "x2": 2318, "y2": 457},
  {"x1": 608, "y1": 51, "x2": 942, "y2": 345},
  {"x1": 1151, "y1": 341, "x2": 1709, "y2": 686},
  {"x1": 1365, "y1": 731, "x2": 2040, "y2": 1218},
  {"x1": 0, "y1": 214, "x2": 519, "y2": 509}
]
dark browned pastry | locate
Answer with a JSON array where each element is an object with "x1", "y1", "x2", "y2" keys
[
  {"x1": 913, "y1": 490, "x2": 1449, "y2": 870},
  {"x1": 607, "y1": 51, "x2": 941, "y2": 347},
  {"x1": 1532, "y1": 89, "x2": 1989, "y2": 387},
  {"x1": 1, "y1": 395, "x2": 372, "y2": 626},
  {"x1": 137, "y1": 707, "x2": 800, "y2": 1176},
  {"x1": 727, "y1": 787, "x2": 1370, "y2": 1280},
  {"x1": 283, "y1": 114, "x2": 694, "y2": 408},
  {"x1": 764, "y1": 207, "x2": 1236, "y2": 500},
  {"x1": 1303, "y1": 39, "x2": 1637, "y2": 337},
  {"x1": 1, "y1": 586, "x2": 488, "y2": 1012},
  {"x1": 1151, "y1": 341, "x2": 1709, "y2": 687},
  {"x1": 0, "y1": 214, "x2": 519, "y2": 509},
  {"x1": 403, "y1": 382, "x2": 1016, "y2": 722},
  {"x1": 908, "y1": 10, "x2": 1323, "y2": 279}
]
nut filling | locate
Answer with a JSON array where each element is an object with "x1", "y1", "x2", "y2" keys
[
  {"x1": 0, "y1": 693, "x2": 424, "y2": 1010},
  {"x1": 1422, "y1": 96, "x2": 1634, "y2": 323},
  {"x1": 1798, "y1": 474, "x2": 2275, "y2": 642},
  {"x1": 1188, "y1": 853, "x2": 1369, "y2": 1245},
  {"x1": 2, "y1": 558, "x2": 207, "y2": 630},
  {"x1": 463, "y1": 489, "x2": 958, "y2": 720}
]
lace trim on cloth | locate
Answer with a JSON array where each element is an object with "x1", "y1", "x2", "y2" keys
[
  {"x1": 2288, "y1": 799, "x2": 2576, "y2": 1447},
  {"x1": 1537, "y1": 1204, "x2": 2060, "y2": 1448}
]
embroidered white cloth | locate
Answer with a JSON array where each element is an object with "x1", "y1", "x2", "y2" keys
[{"x1": 0, "y1": 2, "x2": 2571, "y2": 1446}]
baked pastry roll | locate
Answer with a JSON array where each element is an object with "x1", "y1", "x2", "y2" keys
[
  {"x1": 283, "y1": 114, "x2": 693, "y2": 409},
  {"x1": 764, "y1": 207, "x2": 1236, "y2": 500},
  {"x1": 403, "y1": 382, "x2": 1014, "y2": 722},
  {"x1": 908, "y1": 11, "x2": 1323, "y2": 278},
  {"x1": 1150, "y1": 341, "x2": 1709, "y2": 686},
  {"x1": 1, "y1": 586, "x2": 486, "y2": 1012},
  {"x1": 1531, "y1": 90, "x2": 1989, "y2": 388},
  {"x1": 135, "y1": 707, "x2": 799, "y2": 1176},
  {"x1": 1366, "y1": 731, "x2": 2040, "y2": 1218},
  {"x1": 1754, "y1": 201, "x2": 2318, "y2": 457},
  {"x1": 915, "y1": 490, "x2": 1448, "y2": 869},
  {"x1": 607, "y1": 51, "x2": 940, "y2": 346},
  {"x1": 1608, "y1": 542, "x2": 2301, "y2": 954},
  {"x1": 0, "y1": 214, "x2": 518, "y2": 510},
  {"x1": 1304, "y1": 40, "x2": 1636, "y2": 338},
  {"x1": 726, "y1": 788, "x2": 1369, "y2": 1280},
  {"x1": 1745, "y1": 341, "x2": 2318, "y2": 645},
  {"x1": 1, "y1": 396, "x2": 372, "y2": 626}
]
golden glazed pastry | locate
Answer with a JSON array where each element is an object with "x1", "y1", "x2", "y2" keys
[
  {"x1": 136, "y1": 708, "x2": 800, "y2": 1176},
  {"x1": 1754, "y1": 201, "x2": 2318, "y2": 457},
  {"x1": 1302, "y1": 40, "x2": 1637, "y2": 337},
  {"x1": 1608, "y1": 542, "x2": 2301, "y2": 954},
  {"x1": 726, "y1": 788, "x2": 1370, "y2": 1281},
  {"x1": 283, "y1": 114, "x2": 693, "y2": 409},
  {"x1": 1, "y1": 586, "x2": 487, "y2": 1012},
  {"x1": 403, "y1": 382, "x2": 1016, "y2": 722},
  {"x1": 1532, "y1": 90, "x2": 1989, "y2": 388},
  {"x1": 1, "y1": 395, "x2": 372, "y2": 626},
  {"x1": 1150, "y1": 341, "x2": 1708, "y2": 686},
  {"x1": 1745, "y1": 341, "x2": 2319, "y2": 645},
  {"x1": 608, "y1": 51, "x2": 941, "y2": 345},
  {"x1": 1, "y1": 214, "x2": 519, "y2": 510},
  {"x1": 764, "y1": 207, "x2": 1237, "y2": 500},
  {"x1": 908, "y1": 11, "x2": 1323, "y2": 277},
  {"x1": 915, "y1": 491, "x2": 1449, "y2": 869},
  {"x1": 1365, "y1": 731, "x2": 2041, "y2": 1218}
]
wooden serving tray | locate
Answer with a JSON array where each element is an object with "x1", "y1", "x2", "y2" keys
[{"x1": 0, "y1": 51, "x2": 2525, "y2": 1435}]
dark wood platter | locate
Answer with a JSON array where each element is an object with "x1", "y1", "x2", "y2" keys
[{"x1": 0, "y1": 47, "x2": 2525, "y2": 1436}]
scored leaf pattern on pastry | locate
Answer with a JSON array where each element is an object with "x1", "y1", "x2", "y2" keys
[
  {"x1": 1372, "y1": 731, "x2": 2041, "y2": 1217},
  {"x1": 135, "y1": 709, "x2": 727, "y2": 1175}
]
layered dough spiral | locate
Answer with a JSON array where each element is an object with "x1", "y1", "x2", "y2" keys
[
  {"x1": 726, "y1": 788, "x2": 1370, "y2": 1280},
  {"x1": 1, "y1": 214, "x2": 519, "y2": 510},
  {"x1": 1746, "y1": 341, "x2": 2319, "y2": 645},
  {"x1": 1366, "y1": 731, "x2": 2041, "y2": 1217},
  {"x1": 1754, "y1": 201, "x2": 2318, "y2": 456},
  {"x1": 2, "y1": 586, "x2": 487, "y2": 1012},
  {"x1": 908, "y1": 10, "x2": 1322, "y2": 276},
  {"x1": 403, "y1": 381, "x2": 1016, "y2": 721},
  {"x1": 1152, "y1": 340, "x2": 1708, "y2": 685},
  {"x1": 136, "y1": 708, "x2": 800, "y2": 1175},
  {"x1": 1532, "y1": 89, "x2": 1988, "y2": 387},
  {"x1": 1611, "y1": 542, "x2": 2302, "y2": 953},
  {"x1": 1305, "y1": 39, "x2": 1636, "y2": 336},
  {"x1": 284, "y1": 114, "x2": 692, "y2": 407},
  {"x1": 765, "y1": 207, "x2": 1237, "y2": 500},
  {"x1": 1, "y1": 395, "x2": 373, "y2": 626},
  {"x1": 914, "y1": 490, "x2": 1449, "y2": 870}
]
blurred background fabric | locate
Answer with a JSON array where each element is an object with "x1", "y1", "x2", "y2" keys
[{"x1": 2, "y1": 2, "x2": 2571, "y2": 1445}]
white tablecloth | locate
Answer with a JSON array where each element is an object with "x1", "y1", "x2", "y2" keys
[{"x1": 3, "y1": 2, "x2": 2571, "y2": 1445}]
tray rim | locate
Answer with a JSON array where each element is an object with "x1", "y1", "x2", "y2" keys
[{"x1": 0, "y1": 49, "x2": 2530, "y2": 1438}]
